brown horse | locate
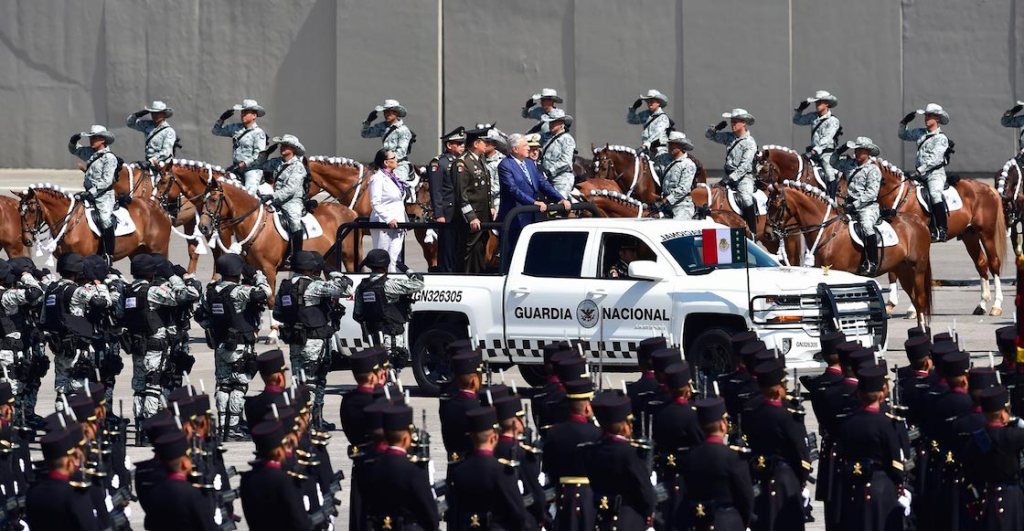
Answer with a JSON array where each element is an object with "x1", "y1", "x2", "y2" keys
[
  {"x1": 196, "y1": 178, "x2": 358, "y2": 294},
  {"x1": 114, "y1": 163, "x2": 155, "y2": 198},
  {"x1": 996, "y1": 154, "x2": 1024, "y2": 258},
  {"x1": 754, "y1": 146, "x2": 835, "y2": 190},
  {"x1": 18, "y1": 184, "x2": 171, "y2": 262},
  {"x1": 0, "y1": 197, "x2": 28, "y2": 258},
  {"x1": 874, "y1": 157, "x2": 1008, "y2": 316},
  {"x1": 307, "y1": 157, "x2": 437, "y2": 270},
  {"x1": 590, "y1": 145, "x2": 708, "y2": 203},
  {"x1": 766, "y1": 182, "x2": 933, "y2": 329}
]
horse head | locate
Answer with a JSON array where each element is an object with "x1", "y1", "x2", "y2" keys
[
  {"x1": 14, "y1": 190, "x2": 38, "y2": 248},
  {"x1": 755, "y1": 148, "x2": 785, "y2": 187},
  {"x1": 197, "y1": 180, "x2": 226, "y2": 239},
  {"x1": 405, "y1": 174, "x2": 433, "y2": 223}
]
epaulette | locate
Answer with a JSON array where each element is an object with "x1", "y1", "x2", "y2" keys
[
  {"x1": 286, "y1": 470, "x2": 308, "y2": 481},
  {"x1": 519, "y1": 442, "x2": 542, "y2": 455},
  {"x1": 885, "y1": 412, "x2": 907, "y2": 423}
]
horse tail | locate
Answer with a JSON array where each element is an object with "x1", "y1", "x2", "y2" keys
[
  {"x1": 990, "y1": 186, "x2": 1009, "y2": 271},
  {"x1": 923, "y1": 256, "x2": 934, "y2": 319}
]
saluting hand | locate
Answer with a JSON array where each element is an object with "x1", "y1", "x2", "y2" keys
[
  {"x1": 899, "y1": 112, "x2": 917, "y2": 125},
  {"x1": 219, "y1": 109, "x2": 234, "y2": 121}
]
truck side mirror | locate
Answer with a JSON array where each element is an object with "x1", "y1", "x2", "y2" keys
[{"x1": 627, "y1": 260, "x2": 667, "y2": 281}]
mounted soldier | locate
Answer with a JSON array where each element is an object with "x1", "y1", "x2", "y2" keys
[
  {"x1": 841, "y1": 137, "x2": 883, "y2": 276},
  {"x1": 627, "y1": 89, "x2": 673, "y2": 172},
  {"x1": 522, "y1": 88, "x2": 563, "y2": 145},
  {"x1": 899, "y1": 102, "x2": 953, "y2": 241},
  {"x1": 253, "y1": 134, "x2": 309, "y2": 268},
  {"x1": 361, "y1": 99, "x2": 415, "y2": 184},
  {"x1": 212, "y1": 98, "x2": 269, "y2": 193},
  {"x1": 657, "y1": 131, "x2": 698, "y2": 220},
  {"x1": 1000, "y1": 99, "x2": 1024, "y2": 153},
  {"x1": 127, "y1": 100, "x2": 178, "y2": 171},
  {"x1": 67, "y1": 125, "x2": 119, "y2": 260},
  {"x1": 793, "y1": 90, "x2": 842, "y2": 197},
  {"x1": 539, "y1": 109, "x2": 577, "y2": 199},
  {"x1": 706, "y1": 109, "x2": 758, "y2": 233}
]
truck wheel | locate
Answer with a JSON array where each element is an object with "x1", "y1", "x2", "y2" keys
[
  {"x1": 687, "y1": 328, "x2": 737, "y2": 382},
  {"x1": 411, "y1": 326, "x2": 458, "y2": 397},
  {"x1": 517, "y1": 365, "x2": 548, "y2": 388}
]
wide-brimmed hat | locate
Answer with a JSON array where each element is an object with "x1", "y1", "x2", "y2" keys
[
  {"x1": 142, "y1": 100, "x2": 174, "y2": 118},
  {"x1": 916, "y1": 103, "x2": 949, "y2": 125},
  {"x1": 374, "y1": 99, "x2": 407, "y2": 117},
  {"x1": 79, "y1": 125, "x2": 115, "y2": 145},
  {"x1": 532, "y1": 88, "x2": 564, "y2": 103},
  {"x1": 640, "y1": 89, "x2": 669, "y2": 107},
  {"x1": 541, "y1": 108, "x2": 574, "y2": 126},
  {"x1": 271, "y1": 134, "x2": 305, "y2": 156},
  {"x1": 846, "y1": 136, "x2": 880, "y2": 156},
  {"x1": 665, "y1": 131, "x2": 694, "y2": 151},
  {"x1": 482, "y1": 126, "x2": 508, "y2": 146},
  {"x1": 232, "y1": 98, "x2": 266, "y2": 117},
  {"x1": 805, "y1": 90, "x2": 838, "y2": 108},
  {"x1": 722, "y1": 108, "x2": 755, "y2": 125}
]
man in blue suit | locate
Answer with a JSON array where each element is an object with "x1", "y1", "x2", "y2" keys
[{"x1": 497, "y1": 133, "x2": 571, "y2": 254}]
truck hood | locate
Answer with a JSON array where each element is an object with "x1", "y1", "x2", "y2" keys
[{"x1": 691, "y1": 266, "x2": 874, "y2": 294}]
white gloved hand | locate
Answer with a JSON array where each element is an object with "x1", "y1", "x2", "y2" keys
[
  {"x1": 898, "y1": 490, "x2": 912, "y2": 517},
  {"x1": 802, "y1": 487, "x2": 811, "y2": 508}
]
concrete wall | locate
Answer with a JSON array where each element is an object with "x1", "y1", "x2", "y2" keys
[{"x1": 2, "y1": 0, "x2": 1023, "y2": 176}]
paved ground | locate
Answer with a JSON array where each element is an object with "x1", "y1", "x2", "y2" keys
[{"x1": 2, "y1": 169, "x2": 1016, "y2": 529}]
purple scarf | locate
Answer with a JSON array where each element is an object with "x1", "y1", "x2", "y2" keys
[{"x1": 382, "y1": 168, "x2": 407, "y2": 194}]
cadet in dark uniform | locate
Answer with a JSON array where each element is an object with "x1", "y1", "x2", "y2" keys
[
  {"x1": 240, "y1": 419, "x2": 312, "y2": 531},
  {"x1": 628, "y1": 336, "x2": 666, "y2": 429},
  {"x1": 544, "y1": 353, "x2": 589, "y2": 427},
  {"x1": 427, "y1": 126, "x2": 466, "y2": 272},
  {"x1": 743, "y1": 359, "x2": 811, "y2": 531},
  {"x1": 648, "y1": 347, "x2": 685, "y2": 412},
  {"x1": 494, "y1": 395, "x2": 546, "y2": 529},
  {"x1": 836, "y1": 366, "x2": 906, "y2": 531},
  {"x1": 340, "y1": 348, "x2": 385, "y2": 531},
  {"x1": 452, "y1": 126, "x2": 493, "y2": 273},
  {"x1": 678, "y1": 397, "x2": 755, "y2": 531},
  {"x1": 531, "y1": 341, "x2": 572, "y2": 432},
  {"x1": 447, "y1": 406, "x2": 528, "y2": 530},
  {"x1": 439, "y1": 351, "x2": 483, "y2": 461},
  {"x1": 994, "y1": 325, "x2": 1024, "y2": 415},
  {"x1": 652, "y1": 361, "x2": 704, "y2": 520},
  {"x1": 542, "y1": 378, "x2": 601, "y2": 531},
  {"x1": 243, "y1": 349, "x2": 289, "y2": 427},
  {"x1": 922, "y1": 349, "x2": 972, "y2": 531},
  {"x1": 584, "y1": 391, "x2": 656, "y2": 530},
  {"x1": 143, "y1": 431, "x2": 218, "y2": 531},
  {"x1": 361, "y1": 404, "x2": 440, "y2": 530},
  {"x1": 801, "y1": 331, "x2": 845, "y2": 529},
  {"x1": 26, "y1": 423, "x2": 99, "y2": 531},
  {"x1": 718, "y1": 338, "x2": 763, "y2": 421},
  {"x1": 960, "y1": 385, "x2": 1024, "y2": 531}
]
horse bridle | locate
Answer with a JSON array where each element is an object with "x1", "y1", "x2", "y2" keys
[
  {"x1": 764, "y1": 184, "x2": 844, "y2": 243},
  {"x1": 200, "y1": 180, "x2": 262, "y2": 233},
  {"x1": 154, "y1": 165, "x2": 215, "y2": 215},
  {"x1": 19, "y1": 192, "x2": 81, "y2": 244}
]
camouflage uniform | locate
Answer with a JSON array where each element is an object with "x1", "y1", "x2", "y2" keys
[
  {"x1": 662, "y1": 153, "x2": 698, "y2": 220},
  {"x1": 485, "y1": 151, "x2": 506, "y2": 212},
  {"x1": 898, "y1": 125, "x2": 950, "y2": 206},
  {"x1": 540, "y1": 131, "x2": 577, "y2": 198},
  {"x1": 626, "y1": 107, "x2": 671, "y2": 157},
  {"x1": 126, "y1": 276, "x2": 199, "y2": 420},
  {"x1": 203, "y1": 273, "x2": 271, "y2": 430},
  {"x1": 793, "y1": 110, "x2": 841, "y2": 183},
  {"x1": 126, "y1": 114, "x2": 177, "y2": 166},
  {"x1": 362, "y1": 119, "x2": 413, "y2": 183},
  {"x1": 353, "y1": 272, "x2": 425, "y2": 354},
  {"x1": 68, "y1": 143, "x2": 117, "y2": 230},
  {"x1": 846, "y1": 160, "x2": 882, "y2": 238},
  {"x1": 705, "y1": 129, "x2": 758, "y2": 209},
  {"x1": 0, "y1": 272, "x2": 42, "y2": 397},
  {"x1": 48, "y1": 281, "x2": 111, "y2": 405},
  {"x1": 257, "y1": 156, "x2": 307, "y2": 233},
  {"x1": 281, "y1": 272, "x2": 352, "y2": 415},
  {"x1": 212, "y1": 122, "x2": 267, "y2": 193}
]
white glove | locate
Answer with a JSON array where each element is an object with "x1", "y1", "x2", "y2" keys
[
  {"x1": 254, "y1": 270, "x2": 267, "y2": 283},
  {"x1": 898, "y1": 490, "x2": 912, "y2": 517},
  {"x1": 802, "y1": 487, "x2": 811, "y2": 508}
]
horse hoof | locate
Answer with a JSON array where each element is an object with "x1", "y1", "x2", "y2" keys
[
  {"x1": 972, "y1": 306, "x2": 986, "y2": 316},
  {"x1": 906, "y1": 310, "x2": 917, "y2": 320},
  {"x1": 885, "y1": 303, "x2": 896, "y2": 317},
  {"x1": 990, "y1": 307, "x2": 1004, "y2": 317}
]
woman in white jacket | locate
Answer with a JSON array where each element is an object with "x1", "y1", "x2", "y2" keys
[{"x1": 369, "y1": 148, "x2": 407, "y2": 271}]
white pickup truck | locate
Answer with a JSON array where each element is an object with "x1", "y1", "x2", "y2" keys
[{"x1": 333, "y1": 218, "x2": 887, "y2": 395}]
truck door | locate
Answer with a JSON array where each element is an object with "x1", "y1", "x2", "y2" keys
[
  {"x1": 503, "y1": 230, "x2": 599, "y2": 363},
  {"x1": 585, "y1": 232, "x2": 676, "y2": 351}
]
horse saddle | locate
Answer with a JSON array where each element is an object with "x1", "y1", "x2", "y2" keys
[
  {"x1": 915, "y1": 183, "x2": 963, "y2": 212},
  {"x1": 848, "y1": 220, "x2": 899, "y2": 248},
  {"x1": 726, "y1": 188, "x2": 768, "y2": 216},
  {"x1": 85, "y1": 207, "x2": 135, "y2": 237},
  {"x1": 272, "y1": 211, "x2": 323, "y2": 241}
]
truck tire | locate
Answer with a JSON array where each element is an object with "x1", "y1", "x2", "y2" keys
[
  {"x1": 687, "y1": 328, "x2": 737, "y2": 382},
  {"x1": 411, "y1": 326, "x2": 459, "y2": 397},
  {"x1": 517, "y1": 364, "x2": 548, "y2": 388}
]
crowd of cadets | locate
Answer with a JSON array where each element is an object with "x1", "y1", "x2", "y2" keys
[{"x1": 0, "y1": 249, "x2": 1021, "y2": 529}]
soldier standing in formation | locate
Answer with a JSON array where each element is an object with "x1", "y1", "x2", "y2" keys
[
  {"x1": 706, "y1": 109, "x2": 758, "y2": 234},
  {"x1": 213, "y1": 98, "x2": 269, "y2": 193},
  {"x1": 793, "y1": 90, "x2": 842, "y2": 197},
  {"x1": 427, "y1": 126, "x2": 466, "y2": 273},
  {"x1": 362, "y1": 99, "x2": 415, "y2": 184},
  {"x1": 452, "y1": 126, "x2": 494, "y2": 273}
]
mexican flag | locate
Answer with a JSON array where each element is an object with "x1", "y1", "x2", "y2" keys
[{"x1": 701, "y1": 227, "x2": 747, "y2": 265}]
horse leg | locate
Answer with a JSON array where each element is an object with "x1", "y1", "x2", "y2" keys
[
  {"x1": 959, "y1": 234, "x2": 991, "y2": 315},
  {"x1": 978, "y1": 227, "x2": 1006, "y2": 316},
  {"x1": 178, "y1": 210, "x2": 200, "y2": 274},
  {"x1": 885, "y1": 272, "x2": 900, "y2": 316},
  {"x1": 412, "y1": 228, "x2": 437, "y2": 270},
  {"x1": 894, "y1": 266, "x2": 923, "y2": 324}
]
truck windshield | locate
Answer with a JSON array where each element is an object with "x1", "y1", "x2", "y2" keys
[{"x1": 661, "y1": 234, "x2": 779, "y2": 274}]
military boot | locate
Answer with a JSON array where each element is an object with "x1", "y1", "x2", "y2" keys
[
  {"x1": 930, "y1": 202, "x2": 948, "y2": 242},
  {"x1": 101, "y1": 226, "x2": 117, "y2": 264},
  {"x1": 742, "y1": 205, "x2": 758, "y2": 236},
  {"x1": 862, "y1": 234, "x2": 879, "y2": 277}
]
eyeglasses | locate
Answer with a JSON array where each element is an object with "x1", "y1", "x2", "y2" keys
[{"x1": 385, "y1": 157, "x2": 396, "y2": 161}]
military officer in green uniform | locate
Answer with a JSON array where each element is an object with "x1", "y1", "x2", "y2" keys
[{"x1": 451, "y1": 126, "x2": 493, "y2": 273}]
